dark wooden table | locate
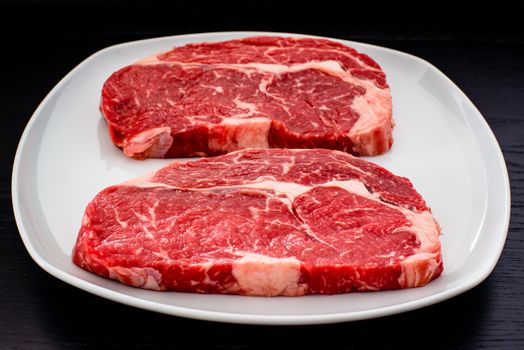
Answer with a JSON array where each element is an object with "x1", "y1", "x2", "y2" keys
[{"x1": 2, "y1": 2, "x2": 523, "y2": 348}]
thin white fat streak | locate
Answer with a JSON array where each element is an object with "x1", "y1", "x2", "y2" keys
[
  {"x1": 135, "y1": 57, "x2": 346, "y2": 75},
  {"x1": 260, "y1": 45, "x2": 383, "y2": 73},
  {"x1": 239, "y1": 60, "x2": 346, "y2": 75},
  {"x1": 232, "y1": 97, "x2": 259, "y2": 118},
  {"x1": 200, "y1": 84, "x2": 224, "y2": 94},
  {"x1": 239, "y1": 179, "x2": 372, "y2": 201},
  {"x1": 281, "y1": 157, "x2": 295, "y2": 174},
  {"x1": 121, "y1": 177, "x2": 376, "y2": 207}
]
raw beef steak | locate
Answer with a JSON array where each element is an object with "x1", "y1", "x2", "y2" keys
[
  {"x1": 73, "y1": 149, "x2": 442, "y2": 296},
  {"x1": 101, "y1": 36, "x2": 393, "y2": 159}
]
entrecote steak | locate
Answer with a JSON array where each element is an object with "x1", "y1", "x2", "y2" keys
[
  {"x1": 73, "y1": 149, "x2": 442, "y2": 296},
  {"x1": 101, "y1": 36, "x2": 393, "y2": 159}
]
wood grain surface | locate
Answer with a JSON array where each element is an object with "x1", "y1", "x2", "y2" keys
[{"x1": 1, "y1": 1, "x2": 523, "y2": 349}]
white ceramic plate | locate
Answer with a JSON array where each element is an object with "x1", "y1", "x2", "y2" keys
[{"x1": 12, "y1": 31, "x2": 510, "y2": 325}]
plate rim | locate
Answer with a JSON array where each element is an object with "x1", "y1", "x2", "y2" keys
[{"x1": 11, "y1": 30, "x2": 511, "y2": 325}]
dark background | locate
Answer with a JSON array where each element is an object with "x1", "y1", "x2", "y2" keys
[{"x1": 2, "y1": 1, "x2": 523, "y2": 348}]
